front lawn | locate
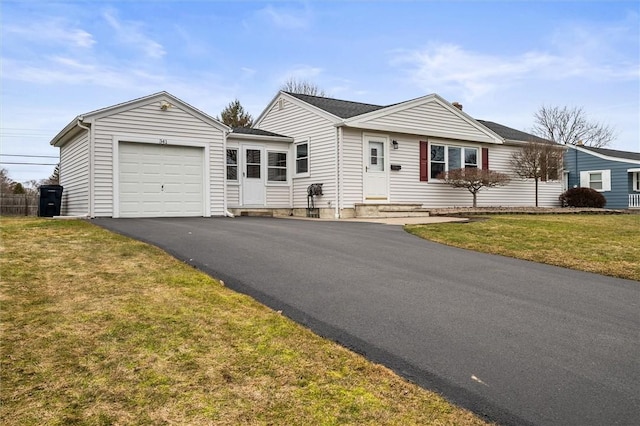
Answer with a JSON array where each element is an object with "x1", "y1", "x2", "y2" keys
[
  {"x1": 0, "y1": 218, "x2": 488, "y2": 425},
  {"x1": 406, "y1": 214, "x2": 640, "y2": 281}
]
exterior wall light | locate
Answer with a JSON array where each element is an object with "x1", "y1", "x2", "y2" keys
[{"x1": 392, "y1": 140, "x2": 399, "y2": 150}]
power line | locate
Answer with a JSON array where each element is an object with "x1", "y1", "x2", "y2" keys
[
  {"x1": 0, "y1": 154, "x2": 59, "y2": 158},
  {"x1": 0, "y1": 162, "x2": 58, "y2": 166}
]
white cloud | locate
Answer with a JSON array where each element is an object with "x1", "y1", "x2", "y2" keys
[
  {"x1": 279, "y1": 65, "x2": 323, "y2": 83},
  {"x1": 256, "y1": 4, "x2": 311, "y2": 30},
  {"x1": 3, "y1": 19, "x2": 95, "y2": 48},
  {"x1": 102, "y1": 8, "x2": 166, "y2": 59},
  {"x1": 394, "y1": 44, "x2": 638, "y2": 101}
]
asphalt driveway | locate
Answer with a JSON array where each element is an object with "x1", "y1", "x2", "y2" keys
[{"x1": 97, "y1": 217, "x2": 640, "y2": 426}]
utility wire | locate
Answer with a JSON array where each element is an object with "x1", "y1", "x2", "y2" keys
[
  {"x1": 0, "y1": 162, "x2": 58, "y2": 166},
  {"x1": 0, "y1": 154, "x2": 59, "y2": 158}
]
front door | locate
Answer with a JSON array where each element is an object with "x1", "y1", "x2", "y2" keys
[
  {"x1": 363, "y1": 136, "x2": 389, "y2": 201},
  {"x1": 242, "y1": 146, "x2": 265, "y2": 205}
]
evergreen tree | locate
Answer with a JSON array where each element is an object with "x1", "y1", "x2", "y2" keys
[{"x1": 219, "y1": 99, "x2": 253, "y2": 128}]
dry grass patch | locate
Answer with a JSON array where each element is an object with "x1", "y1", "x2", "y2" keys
[
  {"x1": 1, "y1": 218, "x2": 489, "y2": 425},
  {"x1": 406, "y1": 214, "x2": 640, "y2": 281}
]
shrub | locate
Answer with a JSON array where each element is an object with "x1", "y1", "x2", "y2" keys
[{"x1": 559, "y1": 187, "x2": 607, "y2": 208}]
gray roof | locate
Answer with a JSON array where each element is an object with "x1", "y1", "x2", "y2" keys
[
  {"x1": 579, "y1": 146, "x2": 640, "y2": 161},
  {"x1": 476, "y1": 120, "x2": 550, "y2": 143},
  {"x1": 232, "y1": 127, "x2": 288, "y2": 138},
  {"x1": 286, "y1": 92, "x2": 385, "y2": 119},
  {"x1": 286, "y1": 92, "x2": 554, "y2": 144}
]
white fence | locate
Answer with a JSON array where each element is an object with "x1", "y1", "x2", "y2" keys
[{"x1": 629, "y1": 194, "x2": 640, "y2": 209}]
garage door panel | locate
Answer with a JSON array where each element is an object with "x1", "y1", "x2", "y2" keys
[{"x1": 118, "y1": 142, "x2": 204, "y2": 218}]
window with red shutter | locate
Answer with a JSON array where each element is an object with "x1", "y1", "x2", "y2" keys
[
  {"x1": 420, "y1": 141, "x2": 428, "y2": 181},
  {"x1": 482, "y1": 147, "x2": 489, "y2": 170}
]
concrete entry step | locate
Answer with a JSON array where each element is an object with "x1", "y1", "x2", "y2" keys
[{"x1": 239, "y1": 210, "x2": 273, "y2": 217}]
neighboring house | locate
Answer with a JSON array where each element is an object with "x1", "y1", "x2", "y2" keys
[
  {"x1": 564, "y1": 144, "x2": 640, "y2": 209},
  {"x1": 51, "y1": 91, "x2": 565, "y2": 218},
  {"x1": 253, "y1": 92, "x2": 563, "y2": 218}
]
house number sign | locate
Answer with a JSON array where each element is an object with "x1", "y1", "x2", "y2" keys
[{"x1": 159, "y1": 138, "x2": 168, "y2": 144}]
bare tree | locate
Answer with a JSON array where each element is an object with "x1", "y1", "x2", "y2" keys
[
  {"x1": 511, "y1": 141, "x2": 565, "y2": 206},
  {"x1": 0, "y1": 168, "x2": 15, "y2": 194},
  {"x1": 281, "y1": 78, "x2": 327, "y2": 97},
  {"x1": 219, "y1": 99, "x2": 253, "y2": 128},
  {"x1": 437, "y1": 168, "x2": 510, "y2": 208},
  {"x1": 532, "y1": 105, "x2": 616, "y2": 147}
]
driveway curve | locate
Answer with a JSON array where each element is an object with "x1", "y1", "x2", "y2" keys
[{"x1": 97, "y1": 217, "x2": 640, "y2": 426}]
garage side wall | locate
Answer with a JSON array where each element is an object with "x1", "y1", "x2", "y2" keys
[
  {"x1": 91, "y1": 101, "x2": 225, "y2": 217},
  {"x1": 59, "y1": 130, "x2": 90, "y2": 216}
]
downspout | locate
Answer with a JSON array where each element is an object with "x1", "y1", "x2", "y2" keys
[
  {"x1": 223, "y1": 130, "x2": 235, "y2": 218},
  {"x1": 335, "y1": 127, "x2": 340, "y2": 218},
  {"x1": 76, "y1": 118, "x2": 92, "y2": 217},
  {"x1": 337, "y1": 126, "x2": 344, "y2": 218}
]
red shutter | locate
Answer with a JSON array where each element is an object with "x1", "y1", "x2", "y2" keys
[
  {"x1": 420, "y1": 141, "x2": 428, "y2": 181},
  {"x1": 482, "y1": 147, "x2": 489, "y2": 170}
]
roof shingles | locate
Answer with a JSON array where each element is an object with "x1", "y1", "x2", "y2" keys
[
  {"x1": 286, "y1": 92, "x2": 384, "y2": 119},
  {"x1": 284, "y1": 92, "x2": 552, "y2": 143}
]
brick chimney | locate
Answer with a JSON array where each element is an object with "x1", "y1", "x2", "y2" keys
[{"x1": 452, "y1": 102, "x2": 463, "y2": 111}]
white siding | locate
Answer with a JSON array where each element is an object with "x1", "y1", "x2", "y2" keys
[
  {"x1": 91, "y1": 101, "x2": 225, "y2": 216},
  {"x1": 266, "y1": 186, "x2": 290, "y2": 207},
  {"x1": 59, "y1": 131, "x2": 89, "y2": 216},
  {"x1": 393, "y1": 136, "x2": 562, "y2": 207},
  {"x1": 257, "y1": 96, "x2": 337, "y2": 210},
  {"x1": 357, "y1": 100, "x2": 496, "y2": 143},
  {"x1": 341, "y1": 128, "x2": 364, "y2": 207}
]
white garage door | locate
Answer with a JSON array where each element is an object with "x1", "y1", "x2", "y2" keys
[{"x1": 118, "y1": 142, "x2": 205, "y2": 217}]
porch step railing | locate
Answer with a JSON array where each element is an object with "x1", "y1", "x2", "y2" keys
[{"x1": 629, "y1": 194, "x2": 640, "y2": 209}]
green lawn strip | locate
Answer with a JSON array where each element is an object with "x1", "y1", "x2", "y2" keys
[
  {"x1": 406, "y1": 215, "x2": 640, "y2": 281},
  {"x1": 1, "y1": 218, "x2": 488, "y2": 425}
]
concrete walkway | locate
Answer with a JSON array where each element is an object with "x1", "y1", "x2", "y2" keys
[{"x1": 277, "y1": 215, "x2": 469, "y2": 225}]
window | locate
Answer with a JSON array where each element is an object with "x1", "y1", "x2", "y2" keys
[
  {"x1": 295, "y1": 141, "x2": 309, "y2": 176},
  {"x1": 580, "y1": 170, "x2": 611, "y2": 192},
  {"x1": 268, "y1": 151, "x2": 287, "y2": 182},
  {"x1": 632, "y1": 172, "x2": 640, "y2": 192},
  {"x1": 226, "y1": 148, "x2": 238, "y2": 181},
  {"x1": 245, "y1": 149, "x2": 261, "y2": 178},
  {"x1": 430, "y1": 144, "x2": 478, "y2": 179},
  {"x1": 589, "y1": 172, "x2": 603, "y2": 190}
]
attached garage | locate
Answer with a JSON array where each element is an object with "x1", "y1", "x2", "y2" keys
[
  {"x1": 117, "y1": 142, "x2": 205, "y2": 218},
  {"x1": 50, "y1": 92, "x2": 229, "y2": 218}
]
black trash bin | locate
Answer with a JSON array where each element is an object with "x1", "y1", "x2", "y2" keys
[{"x1": 38, "y1": 185, "x2": 63, "y2": 217}]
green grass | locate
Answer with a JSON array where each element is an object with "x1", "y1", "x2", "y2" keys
[
  {"x1": 406, "y1": 214, "x2": 640, "y2": 281},
  {"x1": 1, "y1": 218, "x2": 489, "y2": 425}
]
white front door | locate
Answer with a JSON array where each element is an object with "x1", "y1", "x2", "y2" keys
[
  {"x1": 363, "y1": 136, "x2": 389, "y2": 201},
  {"x1": 242, "y1": 146, "x2": 265, "y2": 205}
]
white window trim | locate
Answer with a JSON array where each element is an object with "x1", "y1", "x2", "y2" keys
[
  {"x1": 429, "y1": 142, "x2": 479, "y2": 181},
  {"x1": 294, "y1": 138, "x2": 310, "y2": 178},
  {"x1": 266, "y1": 149, "x2": 289, "y2": 186},
  {"x1": 226, "y1": 147, "x2": 239, "y2": 185},
  {"x1": 579, "y1": 169, "x2": 611, "y2": 192},
  {"x1": 633, "y1": 172, "x2": 640, "y2": 192}
]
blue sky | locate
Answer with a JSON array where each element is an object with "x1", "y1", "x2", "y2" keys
[{"x1": 2, "y1": 0, "x2": 639, "y2": 183}]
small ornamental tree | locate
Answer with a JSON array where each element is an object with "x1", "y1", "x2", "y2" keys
[
  {"x1": 511, "y1": 141, "x2": 565, "y2": 207},
  {"x1": 437, "y1": 168, "x2": 510, "y2": 207}
]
